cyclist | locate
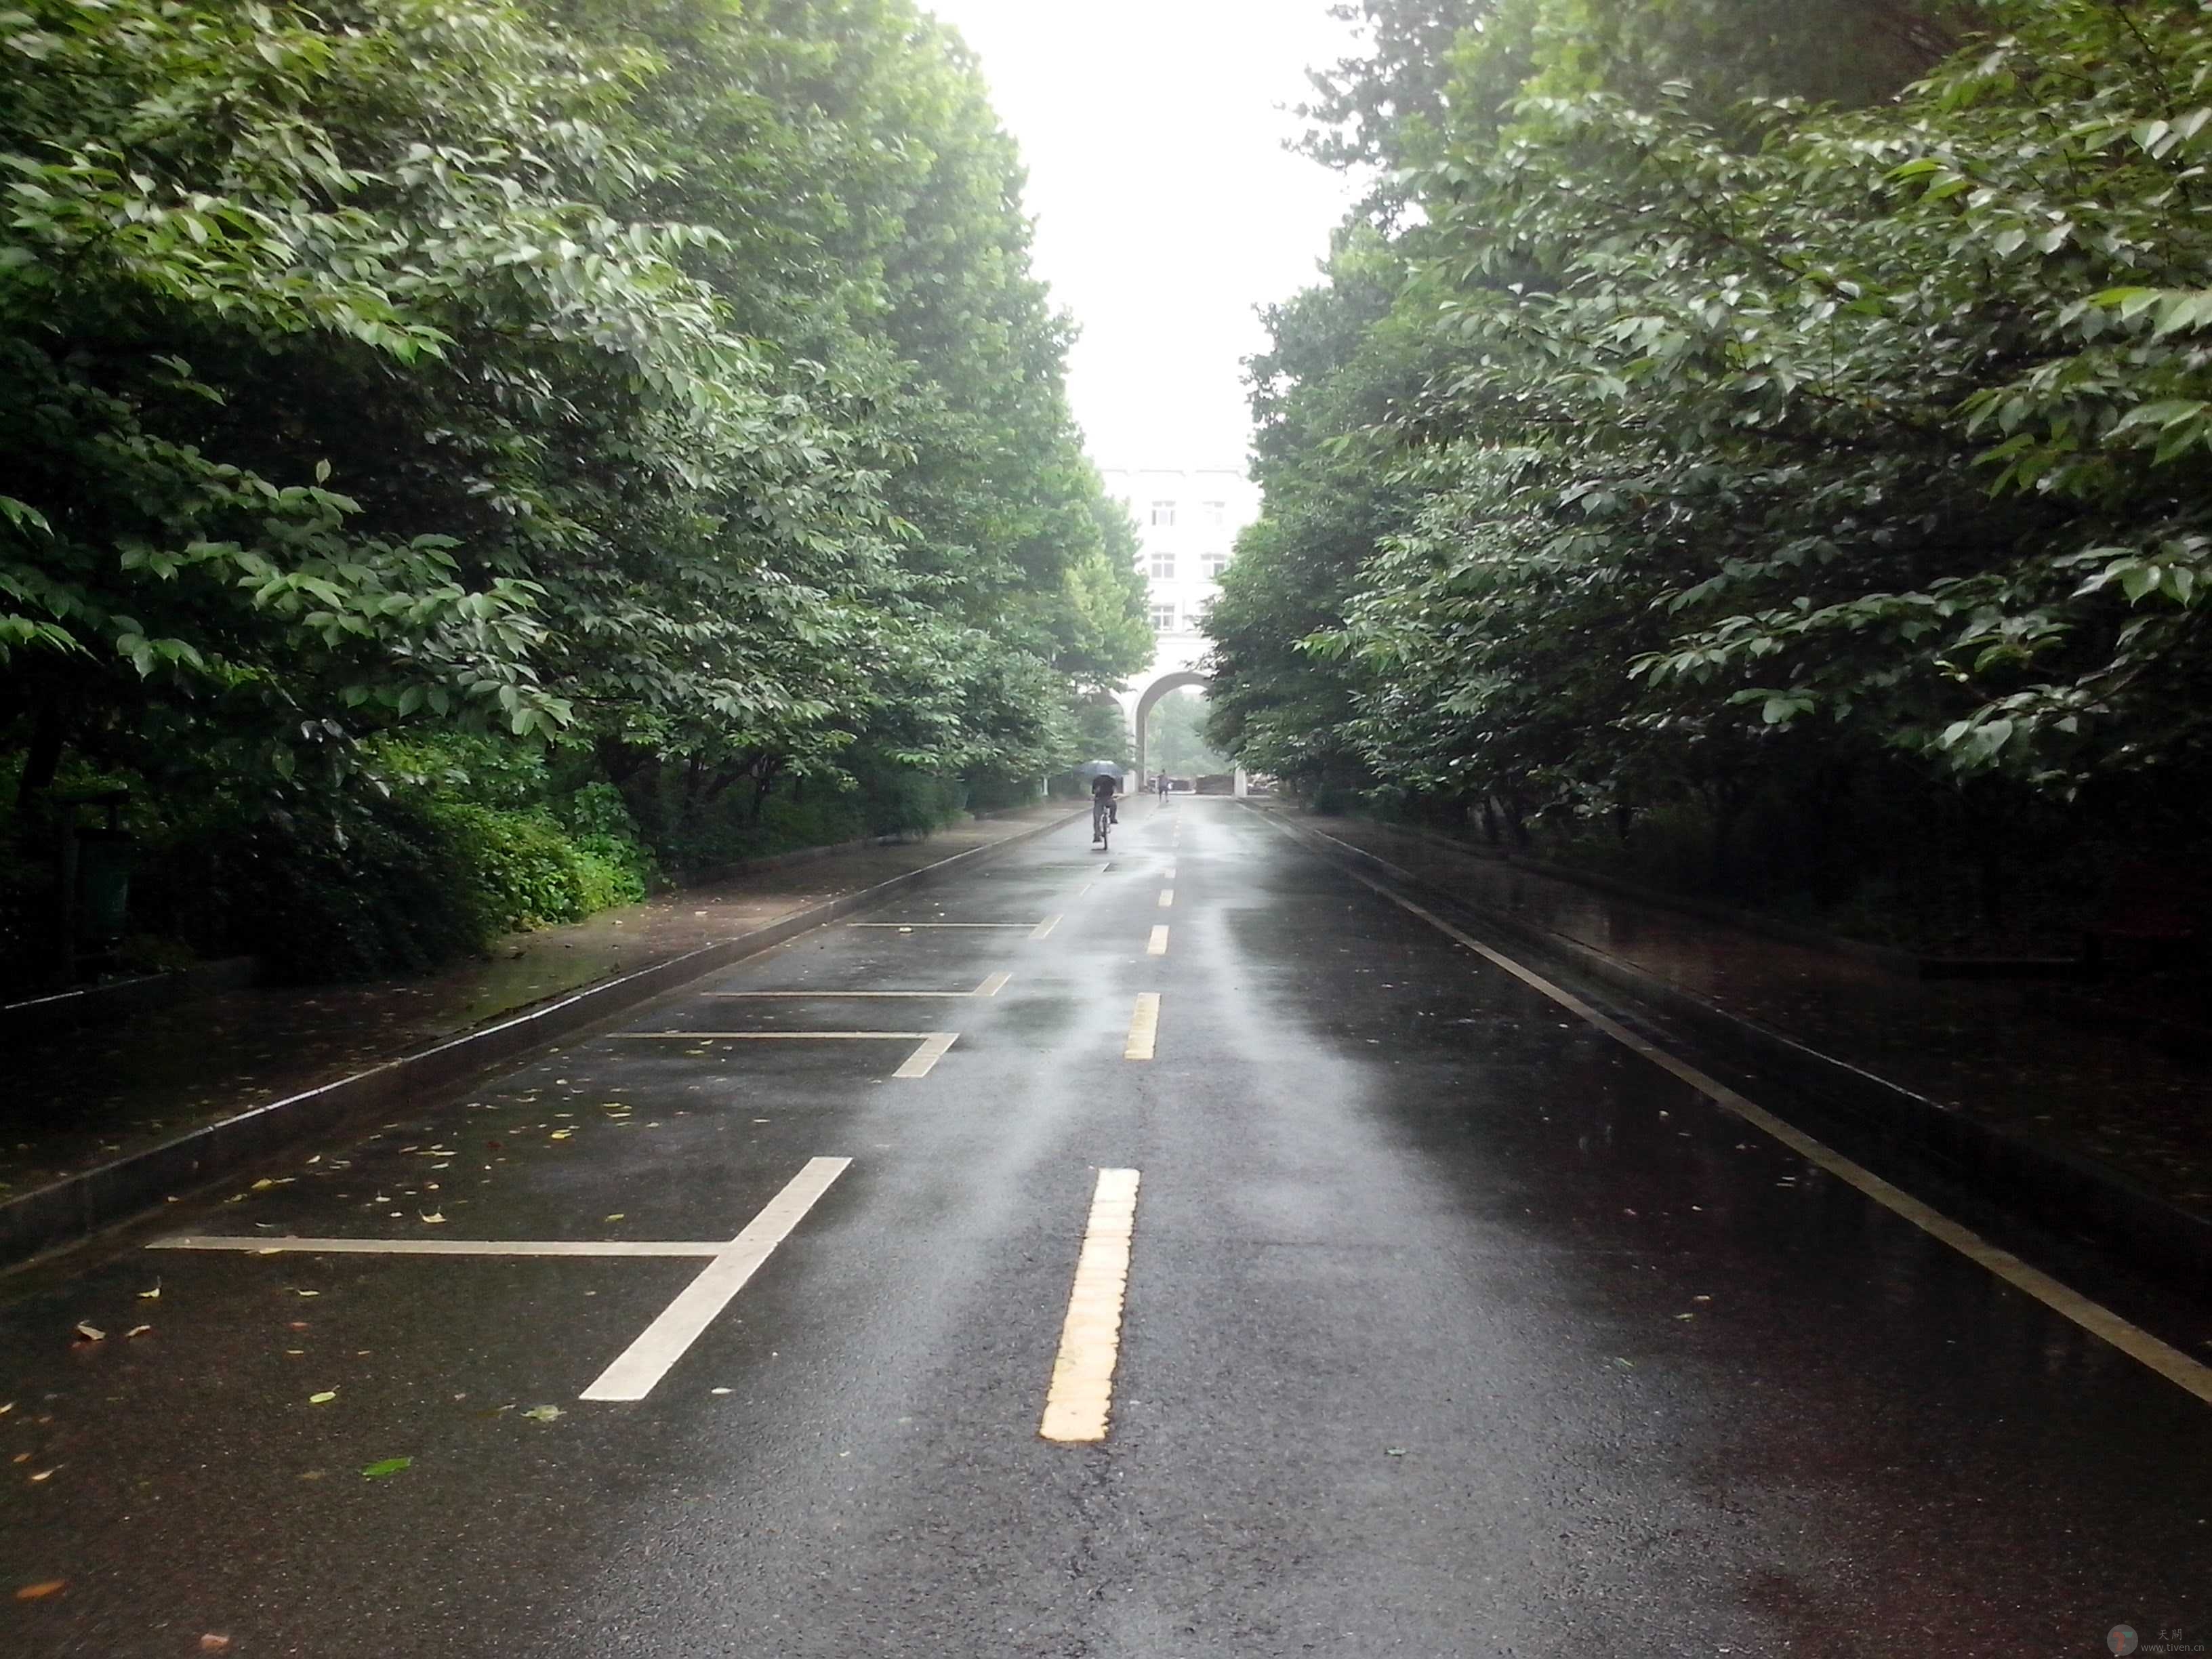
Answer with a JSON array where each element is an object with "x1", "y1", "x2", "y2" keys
[{"x1": 1090, "y1": 771, "x2": 1120, "y2": 843}]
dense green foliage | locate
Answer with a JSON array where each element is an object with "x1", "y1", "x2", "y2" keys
[
  {"x1": 0, "y1": 0, "x2": 1144, "y2": 989},
  {"x1": 1214, "y1": 0, "x2": 2212, "y2": 941}
]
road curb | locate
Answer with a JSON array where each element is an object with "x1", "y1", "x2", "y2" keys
[
  {"x1": 1258, "y1": 805, "x2": 2212, "y2": 1286},
  {"x1": 0, "y1": 807, "x2": 1088, "y2": 1273}
]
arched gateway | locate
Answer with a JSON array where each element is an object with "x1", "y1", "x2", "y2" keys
[
  {"x1": 1113, "y1": 667, "x2": 1251, "y2": 794},
  {"x1": 1096, "y1": 460, "x2": 1262, "y2": 794}
]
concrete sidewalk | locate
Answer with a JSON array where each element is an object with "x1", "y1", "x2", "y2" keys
[
  {"x1": 1, "y1": 802, "x2": 1080, "y2": 1260},
  {"x1": 1265, "y1": 806, "x2": 2212, "y2": 1281}
]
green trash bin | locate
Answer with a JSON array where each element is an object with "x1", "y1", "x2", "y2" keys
[{"x1": 75, "y1": 828, "x2": 134, "y2": 943}]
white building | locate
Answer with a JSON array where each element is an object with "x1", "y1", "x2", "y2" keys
[{"x1": 1099, "y1": 464, "x2": 1264, "y2": 783}]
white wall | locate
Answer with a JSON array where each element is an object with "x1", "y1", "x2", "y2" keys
[{"x1": 1099, "y1": 464, "x2": 1264, "y2": 770}]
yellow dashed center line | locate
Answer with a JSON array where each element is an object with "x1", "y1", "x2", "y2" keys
[
  {"x1": 1124, "y1": 992, "x2": 1160, "y2": 1061},
  {"x1": 1040, "y1": 1168, "x2": 1141, "y2": 1443}
]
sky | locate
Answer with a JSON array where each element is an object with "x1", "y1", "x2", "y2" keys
[{"x1": 920, "y1": 0, "x2": 1366, "y2": 473}]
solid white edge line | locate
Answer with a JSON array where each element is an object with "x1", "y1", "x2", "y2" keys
[
  {"x1": 893, "y1": 1031, "x2": 960, "y2": 1080},
  {"x1": 1327, "y1": 853, "x2": 2212, "y2": 1409},
  {"x1": 1147, "y1": 926, "x2": 1169, "y2": 958},
  {"x1": 1040, "y1": 1168, "x2": 1141, "y2": 1443},
  {"x1": 581, "y1": 1157, "x2": 851, "y2": 1402},
  {"x1": 1125, "y1": 993, "x2": 1160, "y2": 1061},
  {"x1": 149, "y1": 1236, "x2": 727, "y2": 1257}
]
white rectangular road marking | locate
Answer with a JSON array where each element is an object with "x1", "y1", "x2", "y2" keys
[
  {"x1": 1040, "y1": 1168, "x2": 1141, "y2": 1443},
  {"x1": 1165, "y1": 866, "x2": 1176, "y2": 880},
  {"x1": 1147, "y1": 926, "x2": 1169, "y2": 958},
  {"x1": 1313, "y1": 844, "x2": 2212, "y2": 1410},
  {"x1": 1124, "y1": 993, "x2": 1160, "y2": 1061},
  {"x1": 894, "y1": 1032, "x2": 960, "y2": 1080},
  {"x1": 615, "y1": 1031, "x2": 937, "y2": 1041},
  {"x1": 1031, "y1": 914, "x2": 1063, "y2": 940},
  {"x1": 849, "y1": 922, "x2": 1035, "y2": 930},
  {"x1": 582, "y1": 1157, "x2": 851, "y2": 1402},
  {"x1": 152, "y1": 1236, "x2": 728, "y2": 1258},
  {"x1": 705, "y1": 971, "x2": 1010, "y2": 1000},
  {"x1": 704, "y1": 991, "x2": 965, "y2": 1000},
  {"x1": 1158, "y1": 889, "x2": 1174, "y2": 909}
]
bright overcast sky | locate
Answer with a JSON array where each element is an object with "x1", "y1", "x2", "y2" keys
[{"x1": 922, "y1": 0, "x2": 1365, "y2": 473}]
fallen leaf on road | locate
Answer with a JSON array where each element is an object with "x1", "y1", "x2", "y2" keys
[
  {"x1": 605, "y1": 1214, "x2": 624, "y2": 1223},
  {"x1": 308, "y1": 1391, "x2": 337, "y2": 1405},
  {"x1": 138, "y1": 1284, "x2": 160, "y2": 1300},
  {"x1": 522, "y1": 1406, "x2": 563, "y2": 1424},
  {"x1": 361, "y1": 1458, "x2": 411, "y2": 1479},
  {"x1": 251, "y1": 1179, "x2": 274, "y2": 1191},
  {"x1": 292, "y1": 1290, "x2": 320, "y2": 1298},
  {"x1": 125, "y1": 1325, "x2": 152, "y2": 1338},
  {"x1": 200, "y1": 1635, "x2": 232, "y2": 1652},
  {"x1": 14, "y1": 1580, "x2": 64, "y2": 1601},
  {"x1": 28, "y1": 1468, "x2": 57, "y2": 1482},
  {"x1": 1384, "y1": 1448, "x2": 1407, "y2": 1457},
  {"x1": 419, "y1": 1212, "x2": 445, "y2": 1225},
  {"x1": 710, "y1": 1388, "x2": 732, "y2": 1396},
  {"x1": 72, "y1": 1322, "x2": 104, "y2": 1343}
]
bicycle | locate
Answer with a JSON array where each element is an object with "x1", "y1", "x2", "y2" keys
[{"x1": 1092, "y1": 794, "x2": 1113, "y2": 851}]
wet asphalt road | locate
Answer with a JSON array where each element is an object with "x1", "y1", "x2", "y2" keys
[{"x1": 4, "y1": 798, "x2": 2210, "y2": 1658}]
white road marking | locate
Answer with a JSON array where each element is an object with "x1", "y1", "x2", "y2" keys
[
  {"x1": 615, "y1": 1031, "x2": 938, "y2": 1041},
  {"x1": 704, "y1": 972, "x2": 1010, "y2": 1000},
  {"x1": 849, "y1": 922, "x2": 1036, "y2": 930},
  {"x1": 1147, "y1": 926, "x2": 1169, "y2": 958},
  {"x1": 894, "y1": 1032, "x2": 960, "y2": 1079},
  {"x1": 1031, "y1": 914, "x2": 1063, "y2": 940},
  {"x1": 152, "y1": 1237, "x2": 727, "y2": 1258},
  {"x1": 1342, "y1": 866, "x2": 2212, "y2": 1410},
  {"x1": 1165, "y1": 866, "x2": 1176, "y2": 880},
  {"x1": 1040, "y1": 1168, "x2": 1141, "y2": 1443},
  {"x1": 582, "y1": 1158, "x2": 851, "y2": 1401},
  {"x1": 1125, "y1": 993, "x2": 1160, "y2": 1061},
  {"x1": 1158, "y1": 889, "x2": 1174, "y2": 909}
]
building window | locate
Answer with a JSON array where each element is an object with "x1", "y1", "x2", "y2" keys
[
  {"x1": 1201, "y1": 551, "x2": 1230, "y2": 579},
  {"x1": 1150, "y1": 500, "x2": 1177, "y2": 528},
  {"x1": 1149, "y1": 551, "x2": 1176, "y2": 580},
  {"x1": 1200, "y1": 500, "x2": 1227, "y2": 529},
  {"x1": 1149, "y1": 603, "x2": 1177, "y2": 631}
]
